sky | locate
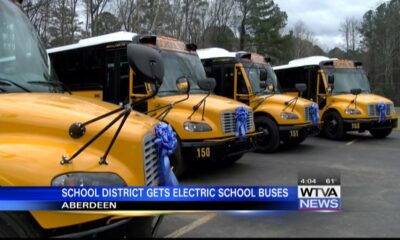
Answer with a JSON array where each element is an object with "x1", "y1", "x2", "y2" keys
[{"x1": 273, "y1": 0, "x2": 387, "y2": 51}]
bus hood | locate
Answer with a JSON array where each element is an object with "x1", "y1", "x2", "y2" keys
[
  {"x1": 154, "y1": 94, "x2": 252, "y2": 114},
  {"x1": 254, "y1": 94, "x2": 315, "y2": 109},
  {"x1": 0, "y1": 93, "x2": 158, "y2": 130},
  {"x1": 330, "y1": 93, "x2": 394, "y2": 105}
]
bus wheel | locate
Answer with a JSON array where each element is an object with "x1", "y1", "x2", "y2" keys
[
  {"x1": 169, "y1": 140, "x2": 186, "y2": 178},
  {"x1": 224, "y1": 153, "x2": 244, "y2": 164},
  {"x1": 254, "y1": 116, "x2": 280, "y2": 153},
  {"x1": 369, "y1": 128, "x2": 392, "y2": 138},
  {"x1": 0, "y1": 212, "x2": 43, "y2": 238},
  {"x1": 283, "y1": 135, "x2": 306, "y2": 146},
  {"x1": 323, "y1": 111, "x2": 345, "y2": 140}
]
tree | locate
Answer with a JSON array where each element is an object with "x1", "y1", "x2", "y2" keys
[
  {"x1": 247, "y1": 0, "x2": 291, "y2": 63},
  {"x1": 339, "y1": 16, "x2": 361, "y2": 57},
  {"x1": 288, "y1": 20, "x2": 321, "y2": 59},
  {"x1": 359, "y1": 0, "x2": 400, "y2": 105},
  {"x1": 93, "y1": 11, "x2": 121, "y2": 35}
]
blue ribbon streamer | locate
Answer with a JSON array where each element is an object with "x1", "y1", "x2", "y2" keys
[
  {"x1": 153, "y1": 122, "x2": 179, "y2": 186},
  {"x1": 377, "y1": 102, "x2": 387, "y2": 123},
  {"x1": 309, "y1": 104, "x2": 320, "y2": 126},
  {"x1": 235, "y1": 106, "x2": 249, "y2": 137}
]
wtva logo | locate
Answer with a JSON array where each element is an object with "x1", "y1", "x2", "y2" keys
[{"x1": 298, "y1": 186, "x2": 341, "y2": 211}]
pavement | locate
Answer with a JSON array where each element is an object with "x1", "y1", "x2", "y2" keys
[{"x1": 157, "y1": 131, "x2": 400, "y2": 238}]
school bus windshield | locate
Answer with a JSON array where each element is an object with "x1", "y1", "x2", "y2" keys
[
  {"x1": 0, "y1": 1, "x2": 62, "y2": 93},
  {"x1": 325, "y1": 68, "x2": 371, "y2": 95},
  {"x1": 243, "y1": 63, "x2": 279, "y2": 95},
  {"x1": 157, "y1": 51, "x2": 208, "y2": 96}
]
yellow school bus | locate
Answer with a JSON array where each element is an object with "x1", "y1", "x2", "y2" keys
[
  {"x1": 198, "y1": 48, "x2": 319, "y2": 152},
  {"x1": 274, "y1": 56, "x2": 398, "y2": 139},
  {"x1": 48, "y1": 33, "x2": 257, "y2": 177},
  {"x1": 0, "y1": 1, "x2": 177, "y2": 237}
]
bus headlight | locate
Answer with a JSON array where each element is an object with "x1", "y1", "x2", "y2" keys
[
  {"x1": 280, "y1": 112, "x2": 299, "y2": 120},
  {"x1": 52, "y1": 173, "x2": 126, "y2": 186},
  {"x1": 345, "y1": 108, "x2": 361, "y2": 115},
  {"x1": 184, "y1": 121, "x2": 212, "y2": 132}
]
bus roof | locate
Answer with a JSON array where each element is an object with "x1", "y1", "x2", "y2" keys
[
  {"x1": 47, "y1": 31, "x2": 138, "y2": 53},
  {"x1": 197, "y1": 48, "x2": 237, "y2": 60},
  {"x1": 273, "y1": 56, "x2": 338, "y2": 70}
]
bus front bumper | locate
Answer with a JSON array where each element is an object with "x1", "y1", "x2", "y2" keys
[
  {"x1": 279, "y1": 123, "x2": 320, "y2": 140},
  {"x1": 180, "y1": 132, "x2": 259, "y2": 161},
  {"x1": 343, "y1": 118, "x2": 398, "y2": 132}
]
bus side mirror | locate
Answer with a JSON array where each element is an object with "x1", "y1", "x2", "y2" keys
[
  {"x1": 260, "y1": 81, "x2": 268, "y2": 89},
  {"x1": 260, "y1": 69, "x2": 268, "y2": 82},
  {"x1": 127, "y1": 43, "x2": 164, "y2": 86},
  {"x1": 328, "y1": 75, "x2": 335, "y2": 85},
  {"x1": 295, "y1": 83, "x2": 307, "y2": 93},
  {"x1": 350, "y1": 88, "x2": 362, "y2": 95},
  {"x1": 198, "y1": 77, "x2": 216, "y2": 92}
]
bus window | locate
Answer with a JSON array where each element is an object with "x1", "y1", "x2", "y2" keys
[
  {"x1": 119, "y1": 53, "x2": 129, "y2": 103},
  {"x1": 223, "y1": 66, "x2": 234, "y2": 98},
  {"x1": 236, "y1": 68, "x2": 248, "y2": 95},
  {"x1": 210, "y1": 66, "x2": 223, "y2": 96}
]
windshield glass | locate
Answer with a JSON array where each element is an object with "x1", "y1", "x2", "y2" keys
[
  {"x1": 243, "y1": 63, "x2": 279, "y2": 95},
  {"x1": 0, "y1": 1, "x2": 62, "y2": 93},
  {"x1": 157, "y1": 51, "x2": 208, "y2": 96},
  {"x1": 325, "y1": 68, "x2": 371, "y2": 95}
]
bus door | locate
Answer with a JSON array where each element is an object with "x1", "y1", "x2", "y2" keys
[
  {"x1": 317, "y1": 70, "x2": 328, "y2": 109},
  {"x1": 105, "y1": 48, "x2": 130, "y2": 105},
  {"x1": 234, "y1": 66, "x2": 251, "y2": 105}
]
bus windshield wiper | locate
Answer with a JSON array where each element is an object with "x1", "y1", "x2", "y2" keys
[
  {"x1": 28, "y1": 81, "x2": 72, "y2": 94},
  {"x1": 0, "y1": 78, "x2": 31, "y2": 92}
]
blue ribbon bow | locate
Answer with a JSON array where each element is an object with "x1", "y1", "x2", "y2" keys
[
  {"x1": 309, "y1": 104, "x2": 320, "y2": 126},
  {"x1": 377, "y1": 102, "x2": 387, "y2": 123},
  {"x1": 235, "y1": 106, "x2": 249, "y2": 137},
  {"x1": 153, "y1": 122, "x2": 179, "y2": 186}
]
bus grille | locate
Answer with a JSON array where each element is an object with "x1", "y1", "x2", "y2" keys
[
  {"x1": 221, "y1": 110, "x2": 254, "y2": 134},
  {"x1": 304, "y1": 105, "x2": 312, "y2": 122},
  {"x1": 143, "y1": 134, "x2": 159, "y2": 186},
  {"x1": 367, "y1": 103, "x2": 393, "y2": 116}
]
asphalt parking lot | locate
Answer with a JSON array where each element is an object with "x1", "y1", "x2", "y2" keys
[{"x1": 157, "y1": 126, "x2": 400, "y2": 237}]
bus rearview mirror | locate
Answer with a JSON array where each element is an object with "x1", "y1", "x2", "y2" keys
[
  {"x1": 350, "y1": 88, "x2": 362, "y2": 95},
  {"x1": 260, "y1": 69, "x2": 268, "y2": 82},
  {"x1": 328, "y1": 75, "x2": 335, "y2": 85},
  {"x1": 198, "y1": 78, "x2": 216, "y2": 92},
  {"x1": 260, "y1": 81, "x2": 268, "y2": 89},
  {"x1": 295, "y1": 83, "x2": 307, "y2": 93},
  {"x1": 127, "y1": 43, "x2": 164, "y2": 86}
]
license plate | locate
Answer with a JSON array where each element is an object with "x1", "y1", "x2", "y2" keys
[
  {"x1": 290, "y1": 130, "x2": 299, "y2": 137},
  {"x1": 351, "y1": 123, "x2": 360, "y2": 129},
  {"x1": 196, "y1": 147, "x2": 211, "y2": 158}
]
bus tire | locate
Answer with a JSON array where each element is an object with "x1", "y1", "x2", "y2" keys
[
  {"x1": 169, "y1": 139, "x2": 186, "y2": 178},
  {"x1": 0, "y1": 212, "x2": 43, "y2": 238},
  {"x1": 323, "y1": 111, "x2": 345, "y2": 140},
  {"x1": 369, "y1": 128, "x2": 392, "y2": 138},
  {"x1": 254, "y1": 116, "x2": 280, "y2": 153}
]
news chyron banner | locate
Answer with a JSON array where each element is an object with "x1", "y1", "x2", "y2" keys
[{"x1": 0, "y1": 172, "x2": 341, "y2": 212}]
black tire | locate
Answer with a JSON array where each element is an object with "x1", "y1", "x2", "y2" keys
[
  {"x1": 125, "y1": 217, "x2": 153, "y2": 238},
  {"x1": 169, "y1": 139, "x2": 186, "y2": 178},
  {"x1": 282, "y1": 135, "x2": 307, "y2": 146},
  {"x1": 254, "y1": 116, "x2": 280, "y2": 153},
  {"x1": 323, "y1": 111, "x2": 345, "y2": 140},
  {"x1": 369, "y1": 128, "x2": 393, "y2": 138},
  {"x1": 0, "y1": 212, "x2": 43, "y2": 238},
  {"x1": 223, "y1": 153, "x2": 244, "y2": 164}
]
